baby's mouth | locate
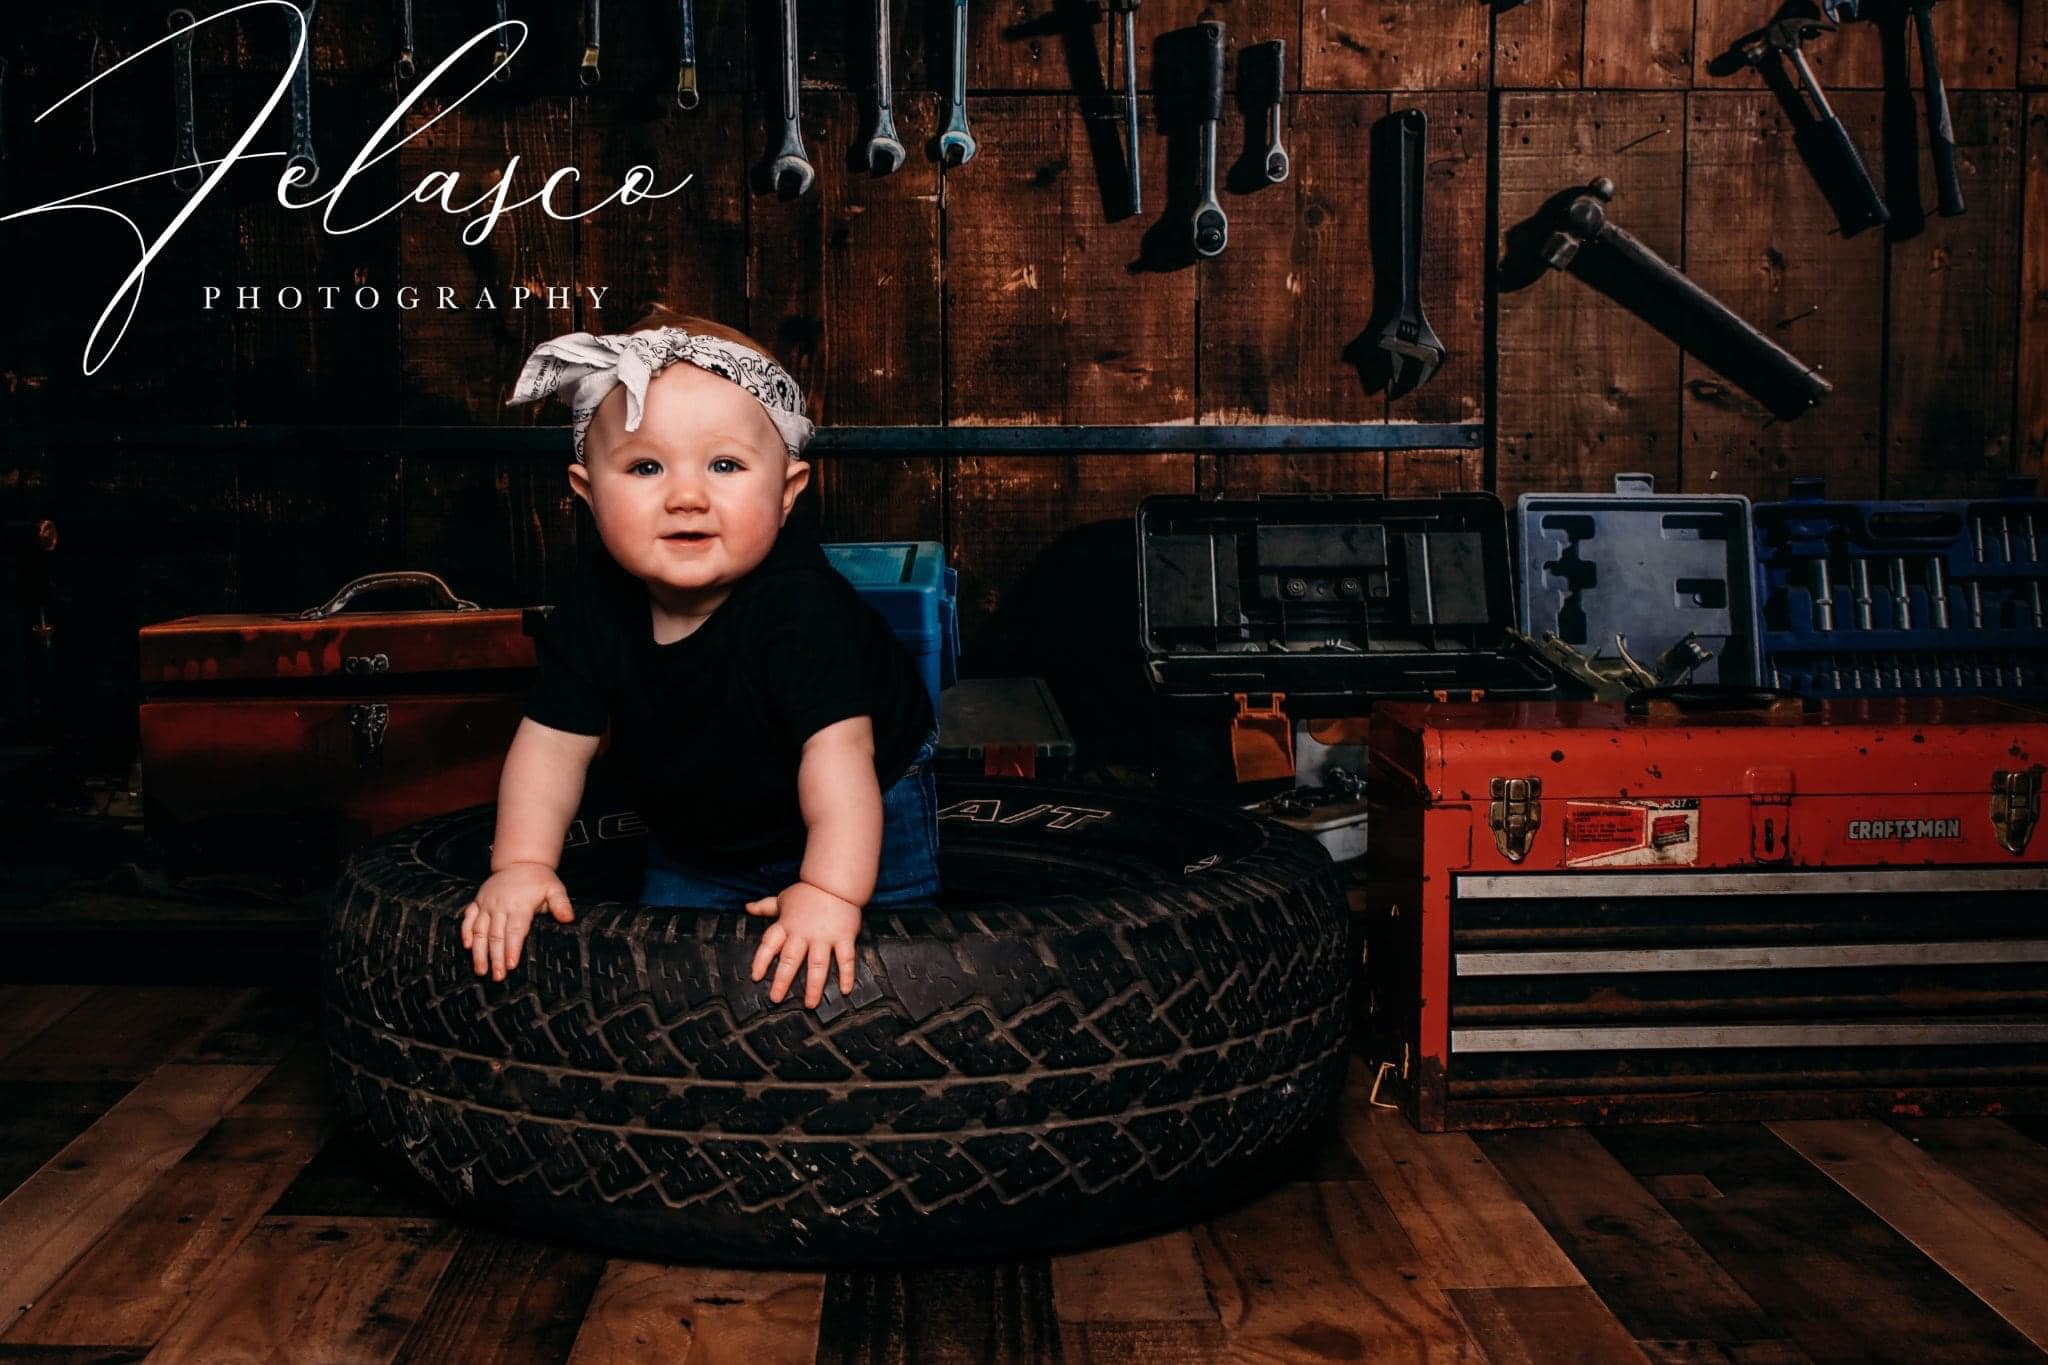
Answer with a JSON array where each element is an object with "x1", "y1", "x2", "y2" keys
[{"x1": 663, "y1": 531, "x2": 714, "y2": 542}]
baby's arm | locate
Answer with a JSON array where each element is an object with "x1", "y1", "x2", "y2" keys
[
  {"x1": 749, "y1": 716, "x2": 881, "y2": 1008},
  {"x1": 462, "y1": 718, "x2": 602, "y2": 980}
]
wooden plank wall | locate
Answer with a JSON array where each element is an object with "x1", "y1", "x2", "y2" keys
[{"x1": 0, "y1": 0, "x2": 2042, "y2": 772}]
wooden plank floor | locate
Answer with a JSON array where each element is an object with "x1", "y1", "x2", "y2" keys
[{"x1": 1, "y1": 983, "x2": 2045, "y2": 1364}]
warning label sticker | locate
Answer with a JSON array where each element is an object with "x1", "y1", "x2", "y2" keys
[{"x1": 1564, "y1": 799, "x2": 1701, "y2": 867}]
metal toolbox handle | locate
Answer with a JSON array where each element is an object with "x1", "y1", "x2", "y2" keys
[
  {"x1": 290, "y1": 571, "x2": 481, "y2": 620},
  {"x1": 1625, "y1": 685, "x2": 1817, "y2": 718}
]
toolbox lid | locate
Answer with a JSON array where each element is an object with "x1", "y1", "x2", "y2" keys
[{"x1": 1369, "y1": 695, "x2": 2046, "y2": 801}]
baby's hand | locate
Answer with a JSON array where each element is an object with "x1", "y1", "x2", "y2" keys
[
  {"x1": 750, "y1": 881, "x2": 861, "y2": 1010},
  {"x1": 462, "y1": 862, "x2": 575, "y2": 981}
]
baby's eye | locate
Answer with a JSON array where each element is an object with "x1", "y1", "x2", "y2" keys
[
  {"x1": 628, "y1": 459, "x2": 662, "y2": 477},
  {"x1": 709, "y1": 457, "x2": 742, "y2": 474}
]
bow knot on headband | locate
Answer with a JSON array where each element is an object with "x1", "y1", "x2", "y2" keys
[{"x1": 507, "y1": 326, "x2": 815, "y2": 463}]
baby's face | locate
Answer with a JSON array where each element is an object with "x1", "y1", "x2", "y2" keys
[{"x1": 570, "y1": 363, "x2": 809, "y2": 608}]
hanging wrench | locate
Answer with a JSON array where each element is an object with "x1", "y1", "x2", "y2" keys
[
  {"x1": 675, "y1": 0, "x2": 698, "y2": 109},
  {"x1": 579, "y1": 0, "x2": 600, "y2": 87},
  {"x1": 395, "y1": 0, "x2": 416, "y2": 81},
  {"x1": 863, "y1": 0, "x2": 904, "y2": 173},
  {"x1": 169, "y1": 10, "x2": 202, "y2": 192},
  {"x1": 937, "y1": 0, "x2": 976, "y2": 166},
  {"x1": 1110, "y1": 0, "x2": 1141, "y2": 211},
  {"x1": 285, "y1": 0, "x2": 320, "y2": 186},
  {"x1": 1366, "y1": 108, "x2": 1445, "y2": 395},
  {"x1": 491, "y1": 0, "x2": 514, "y2": 80},
  {"x1": 765, "y1": 0, "x2": 813, "y2": 196},
  {"x1": 1190, "y1": 20, "x2": 1227, "y2": 257},
  {"x1": 1249, "y1": 39, "x2": 1287, "y2": 184}
]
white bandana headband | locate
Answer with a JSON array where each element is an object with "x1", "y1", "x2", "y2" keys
[{"x1": 507, "y1": 326, "x2": 816, "y2": 463}]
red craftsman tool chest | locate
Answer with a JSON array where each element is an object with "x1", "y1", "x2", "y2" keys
[
  {"x1": 1361, "y1": 691, "x2": 2048, "y2": 1130},
  {"x1": 138, "y1": 572, "x2": 549, "y2": 878}
]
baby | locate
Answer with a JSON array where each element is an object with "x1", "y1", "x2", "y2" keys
[{"x1": 463, "y1": 307, "x2": 940, "y2": 1011}]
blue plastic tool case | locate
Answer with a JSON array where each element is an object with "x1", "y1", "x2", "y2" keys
[
  {"x1": 1137, "y1": 492, "x2": 1580, "y2": 701},
  {"x1": 1516, "y1": 473, "x2": 1763, "y2": 687},
  {"x1": 821, "y1": 541, "x2": 959, "y2": 711},
  {"x1": 1751, "y1": 477, "x2": 2048, "y2": 699}
]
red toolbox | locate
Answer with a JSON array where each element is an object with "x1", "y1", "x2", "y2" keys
[
  {"x1": 1361, "y1": 689, "x2": 2048, "y2": 1130},
  {"x1": 138, "y1": 572, "x2": 555, "y2": 878}
]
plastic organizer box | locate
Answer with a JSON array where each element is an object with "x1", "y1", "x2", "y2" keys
[{"x1": 821, "y1": 541, "x2": 959, "y2": 712}]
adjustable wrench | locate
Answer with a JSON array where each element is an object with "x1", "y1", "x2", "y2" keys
[
  {"x1": 395, "y1": 0, "x2": 416, "y2": 81},
  {"x1": 579, "y1": 0, "x2": 600, "y2": 87},
  {"x1": 285, "y1": 0, "x2": 320, "y2": 186},
  {"x1": 676, "y1": 0, "x2": 698, "y2": 109},
  {"x1": 765, "y1": 0, "x2": 813, "y2": 196},
  {"x1": 1190, "y1": 20, "x2": 1226, "y2": 257},
  {"x1": 492, "y1": 0, "x2": 513, "y2": 80},
  {"x1": 938, "y1": 0, "x2": 976, "y2": 166},
  {"x1": 863, "y1": 0, "x2": 904, "y2": 174},
  {"x1": 1248, "y1": 40, "x2": 1287, "y2": 184},
  {"x1": 169, "y1": 10, "x2": 202, "y2": 192},
  {"x1": 1367, "y1": 108, "x2": 1445, "y2": 395},
  {"x1": 1110, "y1": 0, "x2": 1141, "y2": 211}
]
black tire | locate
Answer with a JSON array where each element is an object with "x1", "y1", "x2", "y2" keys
[{"x1": 320, "y1": 776, "x2": 1352, "y2": 1268}]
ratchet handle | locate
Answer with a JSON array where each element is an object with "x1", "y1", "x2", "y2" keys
[{"x1": 1195, "y1": 20, "x2": 1223, "y2": 122}]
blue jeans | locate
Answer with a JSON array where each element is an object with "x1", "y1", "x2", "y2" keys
[{"x1": 639, "y1": 726, "x2": 942, "y2": 910}]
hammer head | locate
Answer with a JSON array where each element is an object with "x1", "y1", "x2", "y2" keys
[{"x1": 1737, "y1": 15, "x2": 1831, "y2": 62}]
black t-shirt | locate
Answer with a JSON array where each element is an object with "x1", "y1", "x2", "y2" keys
[{"x1": 521, "y1": 529, "x2": 936, "y2": 868}]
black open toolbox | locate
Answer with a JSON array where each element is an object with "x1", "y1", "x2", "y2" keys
[{"x1": 1137, "y1": 492, "x2": 1581, "y2": 703}]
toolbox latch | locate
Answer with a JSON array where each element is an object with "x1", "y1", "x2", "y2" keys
[
  {"x1": 1747, "y1": 767, "x2": 1795, "y2": 864},
  {"x1": 1991, "y1": 767, "x2": 2043, "y2": 856},
  {"x1": 1487, "y1": 777, "x2": 1541, "y2": 862},
  {"x1": 1231, "y1": 692, "x2": 1295, "y2": 784},
  {"x1": 348, "y1": 702, "x2": 389, "y2": 771}
]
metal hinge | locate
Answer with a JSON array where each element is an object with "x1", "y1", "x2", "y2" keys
[
  {"x1": 1488, "y1": 776, "x2": 1542, "y2": 862},
  {"x1": 348, "y1": 702, "x2": 390, "y2": 771},
  {"x1": 1991, "y1": 767, "x2": 2042, "y2": 855}
]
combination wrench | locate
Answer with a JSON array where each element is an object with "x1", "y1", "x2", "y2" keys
[
  {"x1": 492, "y1": 0, "x2": 513, "y2": 80},
  {"x1": 579, "y1": 0, "x2": 600, "y2": 87},
  {"x1": 395, "y1": 0, "x2": 416, "y2": 81},
  {"x1": 765, "y1": 0, "x2": 814, "y2": 196},
  {"x1": 1190, "y1": 20, "x2": 1226, "y2": 258},
  {"x1": 169, "y1": 10, "x2": 201, "y2": 191},
  {"x1": 675, "y1": 0, "x2": 698, "y2": 109},
  {"x1": 1110, "y1": 0, "x2": 1140, "y2": 211},
  {"x1": 1249, "y1": 40, "x2": 1287, "y2": 184},
  {"x1": 863, "y1": 0, "x2": 904, "y2": 174},
  {"x1": 285, "y1": 0, "x2": 319, "y2": 186},
  {"x1": 937, "y1": 0, "x2": 975, "y2": 166}
]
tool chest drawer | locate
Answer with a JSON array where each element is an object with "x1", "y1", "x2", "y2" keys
[
  {"x1": 1361, "y1": 694, "x2": 2048, "y2": 1130},
  {"x1": 1752, "y1": 477, "x2": 2047, "y2": 700},
  {"x1": 1516, "y1": 473, "x2": 1763, "y2": 687},
  {"x1": 1138, "y1": 492, "x2": 1577, "y2": 702}
]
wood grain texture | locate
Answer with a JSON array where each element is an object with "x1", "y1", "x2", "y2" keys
[
  {"x1": 1772, "y1": 1119, "x2": 2048, "y2": 1351},
  {"x1": 0, "y1": 988, "x2": 250, "y2": 1084},
  {"x1": 0, "y1": 1083, "x2": 137, "y2": 1207},
  {"x1": 390, "y1": 1225, "x2": 609, "y2": 1363},
  {"x1": 2024, "y1": 93, "x2": 2048, "y2": 478},
  {"x1": 1386, "y1": 446, "x2": 1485, "y2": 493},
  {"x1": 4, "y1": 1109, "x2": 329, "y2": 1346},
  {"x1": 1190, "y1": 1177, "x2": 1478, "y2": 1361},
  {"x1": 1583, "y1": 0, "x2": 1695, "y2": 90},
  {"x1": 1884, "y1": 92, "x2": 2024, "y2": 495},
  {"x1": 1305, "y1": 2, "x2": 1490, "y2": 91},
  {"x1": 1495, "y1": 92, "x2": 1686, "y2": 504},
  {"x1": 1476, "y1": 1128, "x2": 1794, "y2": 1352},
  {"x1": 2028, "y1": 2, "x2": 2048, "y2": 86},
  {"x1": 815, "y1": 1261, "x2": 1061, "y2": 1364},
  {"x1": 1680, "y1": 92, "x2": 1886, "y2": 498},
  {"x1": 1048, "y1": 1229, "x2": 1231, "y2": 1364},
  {"x1": 1495, "y1": 0, "x2": 1585, "y2": 91},
  {"x1": 1338, "y1": 1061, "x2": 1585, "y2": 1291},
  {"x1": 0, "y1": 1065, "x2": 268, "y2": 1335},
  {"x1": 0, "y1": 989, "x2": 97, "y2": 1067},
  {"x1": 138, "y1": 1218, "x2": 459, "y2": 1365},
  {"x1": 1193, "y1": 451, "x2": 1387, "y2": 497},
  {"x1": 1197, "y1": 94, "x2": 1384, "y2": 426},
  {"x1": 1447, "y1": 1284, "x2": 1653, "y2": 1364},
  {"x1": 565, "y1": 1262, "x2": 824, "y2": 1365},
  {"x1": 1397, "y1": 91, "x2": 1487, "y2": 426},
  {"x1": 1599, "y1": 1122, "x2": 2044, "y2": 1363},
  {"x1": 1889, "y1": 1118, "x2": 2048, "y2": 1241}
]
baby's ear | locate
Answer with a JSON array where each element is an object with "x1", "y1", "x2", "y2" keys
[{"x1": 782, "y1": 458, "x2": 811, "y2": 514}]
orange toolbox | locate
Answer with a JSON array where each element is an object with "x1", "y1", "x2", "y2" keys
[
  {"x1": 1361, "y1": 688, "x2": 2048, "y2": 1130},
  {"x1": 138, "y1": 572, "x2": 548, "y2": 877}
]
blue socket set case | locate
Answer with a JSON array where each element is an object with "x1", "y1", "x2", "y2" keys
[
  {"x1": 1751, "y1": 477, "x2": 2048, "y2": 699},
  {"x1": 820, "y1": 541, "x2": 959, "y2": 713},
  {"x1": 1516, "y1": 473, "x2": 1763, "y2": 687}
]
